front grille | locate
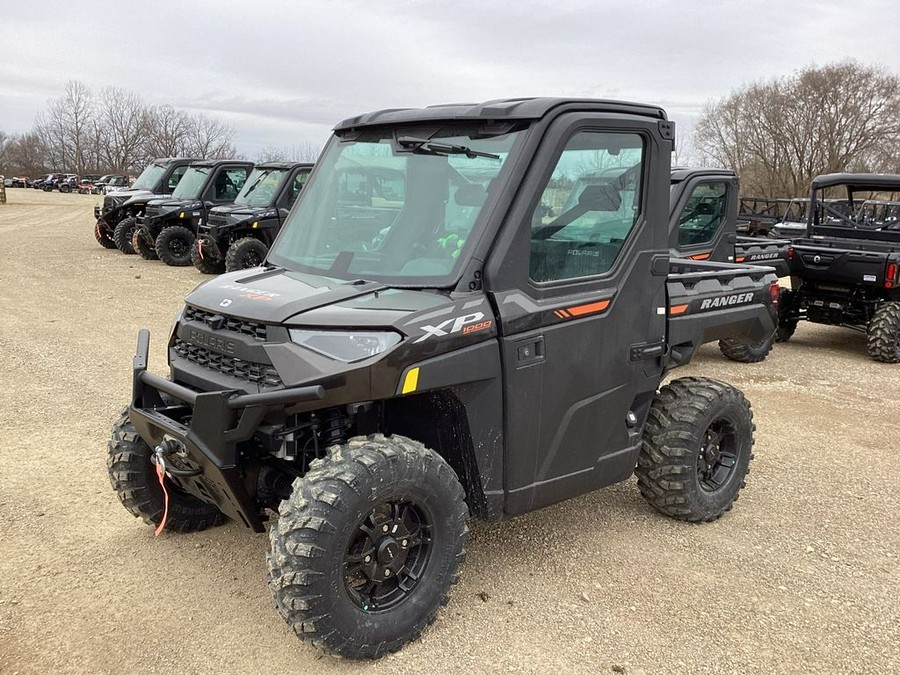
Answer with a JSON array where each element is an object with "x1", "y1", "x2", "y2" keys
[
  {"x1": 207, "y1": 213, "x2": 228, "y2": 227},
  {"x1": 145, "y1": 205, "x2": 161, "y2": 218},
  {"x1": 173, "y1": 338, "x2": 282, "y2": 388},
  {"x1": 184, "y1": 306, "x2": 268, "y2": 340}
]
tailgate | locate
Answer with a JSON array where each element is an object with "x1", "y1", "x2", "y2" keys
[
  {"x1": 735, "y1": 237, "x2": 790, "y2": 277},
  {"x1": 789, "y1": 243, "x2": 895, "y2": 286},
  {"x1": 667, "y1": 261, "x2": 778, "y2": 366}
]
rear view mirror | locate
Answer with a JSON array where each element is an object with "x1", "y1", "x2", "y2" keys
[{"x1": 454, "y1": 183, "x2": 487, "y2": 207}]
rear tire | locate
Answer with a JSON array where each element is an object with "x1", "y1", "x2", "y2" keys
[
  {"x1": 717, "y1": 334, "x2": 774, "y2": 363},
  {"x1": 267, "y1": 435, "x2": 468, "y2": 659},
  {"x1": 191, "y1": 239, "x2": 225, "y2": 274},
  {"x1": 113, "y1": 217, "x2": 137, "y2": 254},
  {"x1": 156, "y1": 225, "x2": 195, "y2": 266},
  {"x1": 132, "y1": 229, "x2": 158, "y2": 260},
  {"x1": 867, "y1": 301, "x2": 900, "y2": 363},
  {"x1": 776, "y1": 287, "x2": 798, "y2": 342},
  {"x1": 225, "y1": 237, "x2": 268, "y2": 272},
  {"x1": 636, "y1": 377, "x2": 754, "y2": 523},
  {"x1": 107, "y1": 409, "x2": 225, "y2": 532},
  {"x1": 94, "y1": 221, "x2": 117, "y2": 249}
]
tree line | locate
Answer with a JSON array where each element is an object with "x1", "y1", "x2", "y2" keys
[
  {"x1": 694, "y1": 61, "x2": 900, "y2": 198},
  {"x1": 0, "y1": 80, "x2": 238, "y2": 177}
]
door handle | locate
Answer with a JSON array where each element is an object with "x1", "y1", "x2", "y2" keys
[{"x1": 516, "y1": 336, "x2": 544, "y2": 367}]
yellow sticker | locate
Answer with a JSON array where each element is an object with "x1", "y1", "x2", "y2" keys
[{"x1": 401, "y1": 367, "x2": 420, "y2": 394}]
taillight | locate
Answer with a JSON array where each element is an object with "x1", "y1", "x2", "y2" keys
[
  {"x1": 886, "y1": 261, "x2": 898, "y2": 289},
  {"x1": 786, "y1": 247, "x2": 794, "y2": 260},
  {"x1": 770, "y1": 282, "x2": 780, "y2": 305}
]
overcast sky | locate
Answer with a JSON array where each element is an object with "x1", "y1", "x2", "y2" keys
[{"x1": 2, "y1": 0, "x2": 899, "y2": 159}]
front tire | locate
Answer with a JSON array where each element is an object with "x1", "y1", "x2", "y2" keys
[
  {"x1": 636, "y1": 377, "x2": 754, "y2": 523},
  {"x1": 225, "y1": 237, "x2": 268, "y2": 272},
  {"x1": 106, "y1": 410, "x2": 225, "y2": 532},
  {"x1": 156, "y1": 225, "x2": 195, "y2": 266},
  {"x1": 132, "y1": 229, "x2": 158, "y2": 260},
  {"x1": 267, "y1": 435, "x2": 468, "y2": 659},
  {"x1": 191, "y1": 238, "x2": 225, "y2": 274},
  {"x1": 867, "y1": 301, "x2": 900, "y2": 363},
  {"x1": 113, "y1": 217, "x2": 137, "y2": 254},
  {"x1": 94, "y1": 221, "x2": 117, "y2": 249}
]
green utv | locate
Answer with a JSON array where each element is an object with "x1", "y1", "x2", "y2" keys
[
  {"x1": 132, "y1": 160, "x2": 253, "y2": 266},
  {"x1": 192, "y1": 162, "x2": 313, "y2": 274},
  {"x1": 94, "y1": 158, "x2": 197, "y2": 253},
  {"x1": 108, "y1": 98, "x2": 778, "y2": 659}
]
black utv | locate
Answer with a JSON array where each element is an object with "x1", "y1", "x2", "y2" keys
[
  {"x1": 108, "y1": 98, "x2": 778, "y2": 660},
  {"x1": 132, "y1": 160, "x2": 253, "y2": 266},
  {"x1": 779, "y1": 173, "x2": 900, "y2": 362},
  {"x1": 94, "y1": 158, "x2": 196, "y2": 252},
  {"x1": 191, "y1": 162, "x2": 312, "y2": 274}
]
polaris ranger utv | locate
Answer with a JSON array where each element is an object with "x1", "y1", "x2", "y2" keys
[
  {"x1": 191, "y1": 162, "x2": 313, "y2": 274},
  {"x1": 669, "y1": 168, "x2": 789, "y2": 362},
  {"x1": 94, "y1": 158, "x2": 196, "y2": 253},
  {"x1": 108, "y1": 98, "x2": 778, "y2": 659},
  {"x1": 779, "y1": 173, "x2": 900, "y2": 362},
  {"x1": 132, "y1": 160, "x2": 253, "y2": 266}
]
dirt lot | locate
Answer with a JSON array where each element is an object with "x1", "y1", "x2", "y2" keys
[{"x1": 0, "y1": 189, "x2": 898, "y2": 675}]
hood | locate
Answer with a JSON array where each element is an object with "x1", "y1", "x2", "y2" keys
[
  {"x1": 184, "y1": 267, "x2": 449, "y2": 326},
  {"x1": 146, "y1": 197, "x2": 192, "y2": 210},
  {"x1": 210, "y1": 203, "x2": 268, "y2": 218}
]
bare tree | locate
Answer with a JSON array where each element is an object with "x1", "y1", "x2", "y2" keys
[
  {"x1": 97, "y1": 86, "x2": 148, "y2": 172},
  {"x1": 143, "y1": 105, "x2": 194, "y2": 158},
  {"x1": 256, "y1": 141, "x2": 321, "y2": 164},
  {"x1": 696, "y1": 61, "x2": 900, "y2": 197},
  {"x1": 34, "y1": 80, "x2": 97, "y2": 174},
  {"x1": 185, "y1": 114, "x2": 236, "y2": 159}
]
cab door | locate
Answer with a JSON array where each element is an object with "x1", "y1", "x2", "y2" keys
[
  {"x1": 485, "y1": 115, "x2": 671, "y2": 515},
  {"x1": 670, "y1": 174, "x2": 737, "y2": 262}
]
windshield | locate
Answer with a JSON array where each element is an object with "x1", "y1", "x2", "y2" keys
[
  {"x1": 132, "y1": 164, "x2": 167, "y2": 191},
  {"x1": 235, "y1": 168, "x2": 287, "y2": 208},
  {"x1": 172, "y1": 166, "x2": 210, "y2": 200},
  {"x1": 268, "y1": 125, "x2": 524, "y2": 285}
]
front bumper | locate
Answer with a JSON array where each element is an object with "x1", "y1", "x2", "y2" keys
[{"x1": 128, "y1": 329, "x2": 324, "y2": 531}]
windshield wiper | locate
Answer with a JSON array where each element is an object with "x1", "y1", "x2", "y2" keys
[{"x1": 397, "y1": 136, "x2": 500, "y2": 161}]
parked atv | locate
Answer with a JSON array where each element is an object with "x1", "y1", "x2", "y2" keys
[
  {"x1": 109, "y1": 97, "x2": 778, "y2": 659},
  {"x1": 191, "y1": 162, "x2": 312, "y2": 274},
  {"x1": 780, "y1": 173, "x2": 900, "y2": 362},
  {"x1": 94, "y1": 158, "x2": 196, "y2": 252},
  {"x1": 132, "y1": 160, "x2": 253, "y2": 266}
]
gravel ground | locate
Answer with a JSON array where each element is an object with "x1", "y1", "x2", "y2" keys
[{"x1": 1, "y1": 189, "x2": 898, "y2": 675}]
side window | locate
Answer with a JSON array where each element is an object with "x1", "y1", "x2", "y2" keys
[
  {"x1": 529, "y1": 131, "x2": 645, "y2": 283},
  {"x1": 677, "y1": 181, "x2": 727, "y2": 246},
  {"x1": 287, "y1": 171, "x2": 309, "y2": 207},
  {"x1": 213, "y1": 168, "x2": 249, "y2": 201},
  {"x1": 167, "y1": 165, "x2": 188, "y2": 191}
]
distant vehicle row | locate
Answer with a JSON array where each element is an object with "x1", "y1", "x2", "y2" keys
[
  {"x1": 5, "y1": 173, "x2": 130, "y2": 193},
  {"x1": 94, "y1": 157, "x2": 312, "y2": 273}
]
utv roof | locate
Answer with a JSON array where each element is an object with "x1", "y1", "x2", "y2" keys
[
  {"x1": 255, "y1": 162, "x2": 315, "y2": 170},
  {"x1": 670, "y1": 167, "x2": 736, "y2": 182},
  {"x1": 811, "y1": 173, "x2": 900, "y2": 191},
  {"x1": 187, "y1": 159, "x2": 253, "y2": 168},
  {"x1": 152, "y1": 157, "x2": 202, "y2": 165},
  {"x1": 335, "y1": 97, "x2": 668, "y2": 131}
]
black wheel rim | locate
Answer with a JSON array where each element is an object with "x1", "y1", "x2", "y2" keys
[
  {"x1": 241, "y1": 250, "x2": 263, "y2": 268},
  {"x1": 696, "y1": 418, "x2": 739, "y2": 492},
  {"x1": 169, "y1": 237, "x2": 189, "y2": 257},
  {"x1": 343, "y1": 499, "x2": 433, "y2": 613}
]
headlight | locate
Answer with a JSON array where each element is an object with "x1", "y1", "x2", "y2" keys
[{"x1": 289, "y1": 329, "x2": 402, "y2": 362}]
